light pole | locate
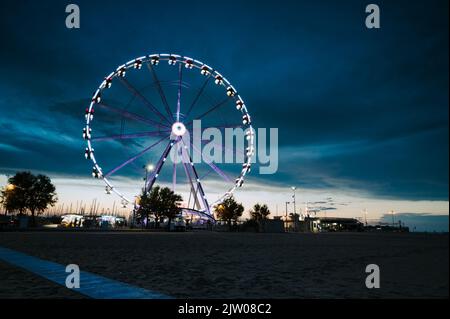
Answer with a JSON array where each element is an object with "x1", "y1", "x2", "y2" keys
[
  {"x1": 5, "y1": 184, "x2": 25, "y2": 191},
  {"x1": 143, "y1": 164, "x2": 154, "y2": 194},
  {"x1": 285, "y1": 201, "x2": 290, "y2": 231},
  {"x1": 141, "y1": 164, "x2": 153, "y2": 228},
  {"x1": 131, "y1": 195, "x2": 140, "y2": 228},
  {"x1": 291, "y1": 186, "x2": 296, "y2": 217},
  {"x1": 391, "y1": 210, "x2": 395, "y2": 227}
]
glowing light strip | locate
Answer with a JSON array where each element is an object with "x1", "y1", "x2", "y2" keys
[{"x1": 0, "y1": 246, "x2": 171, "y2": 299}]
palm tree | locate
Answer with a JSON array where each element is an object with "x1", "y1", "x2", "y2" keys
[
  {"x1": 250, "y1": 203, "x2": 270, "y2": 221},
  {"x1": 249, "y1": 203, "x2": 271, "y2": 232}
]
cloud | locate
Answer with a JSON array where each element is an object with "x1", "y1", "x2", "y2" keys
[
  {"x1": 0, "y1": 143, "x2": 27, "y2": 153},
  {"x1": 0, "y1": 0, "x2": 448, "y2": 206}
]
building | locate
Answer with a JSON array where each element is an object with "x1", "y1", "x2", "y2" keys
[
  {"x1": 300, "y1": 217, "x2": 364, "y2": 232},
  {"x1": 364, "y1": 224, "x2": 410, "y2": 233},
  {"x1": 262, "y1": 218, "x2": 285, "y2": 233}
]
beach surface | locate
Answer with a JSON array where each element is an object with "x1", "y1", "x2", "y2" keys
[{"x1": 0, "y1": 231, "x2": 448, "y2": 298}]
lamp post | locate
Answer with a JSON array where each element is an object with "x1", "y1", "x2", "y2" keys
[
  {"x1": 143, "y1": 164, "x2": 154, "y2": 194},
  {"x1": 285, "y1": 201, "x2": 290, "y2": 232},
  {"x1": 131, "y1": 195, "x2": 141, "y2": 228},
  {"x1": 390, "y1": 210, "x2": 395, "y2": 227},
  {"x1": 291, "y1": 187, "x2": 296, "y2": 217},
  {"x1": 5, "y1": 184, "x2": 25, "y2": 191}
]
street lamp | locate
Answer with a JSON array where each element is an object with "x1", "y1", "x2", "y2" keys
[
  {"x1": 291, "y1": 186, "x2": 296, "y2": 217},
  {"x1": 5, "y1": 184, "x2": 26, "y2": 191},
  {"x1": 363, "y1": 208, "x2": 368, "y2": 226},
  {"x1": 5, "y1": 184, "x2": 16, "y2": 191},
  {"x1": 391, "y1": 210, "x2": 396, "y2": 226},
  {"x1": 285, "y1": 201, "x2": 290, "y2": 231},
  {"x1": 143, "y1": 164, "x2": 154, "y2": 193},
  {"x1": 131, "y1": 195, "x2": 142, "y2": 228}
]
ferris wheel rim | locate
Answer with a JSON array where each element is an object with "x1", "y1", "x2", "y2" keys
[{"x1": 84, "y1": 53, "x2": 255, "y2": 212}]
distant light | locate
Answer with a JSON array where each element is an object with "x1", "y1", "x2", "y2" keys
[{"x1": 146, "y1": 164, "x2": 154, "y2": 172}]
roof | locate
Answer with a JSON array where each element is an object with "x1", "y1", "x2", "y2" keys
[{"x1": 305, "y1": 217, "x2": 362, "y2": 224}]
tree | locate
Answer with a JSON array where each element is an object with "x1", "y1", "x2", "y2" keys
[
  {"x1": 214, "y1": 196, "x2": 244, "y2": 231},
  {"x1": 159, "y1": 187, "x2": 183, "y2": 231},
  {"x1": 1, "y1": 172, "x2": 33, "y2": 215},
  {"x1": 137, "y1": 186, "x2": 160, "y2": 228},
  {"x1": 249, "y1": 203, "x2": 271, "y2": 232},
  {"x1": 0, "y1": 172, "x2": 57, "y2": 225},
  {"x1": 27, "y1": 174, "x2": 57, "y2": 221},
  {"x1": 136, "y1": 185, "x2": 182, "y2": 230},
  {"x1": 250, "y1": 203, "x2": 271, "y2": 222},
  {"x1": 1, "y1": 185, "x2": 23, "y2": 215},
  {"x1": 289, "y1": 213, "x2": 300, "y2": 231}
]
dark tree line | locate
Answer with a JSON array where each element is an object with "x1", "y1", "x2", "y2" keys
[
  {"x1": 214, "y1": 197, "x2": 271, "y2": 231},
  {"x1": 1, "y1": 172, "x2": 274, "y2": 232}
]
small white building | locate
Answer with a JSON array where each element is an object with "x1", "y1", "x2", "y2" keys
[{"x1": 60, "y1": 214, "x2": 84, "y2": 228}]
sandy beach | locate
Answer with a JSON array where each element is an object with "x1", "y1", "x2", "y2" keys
[{"x1": 0, "y1": 231, "x2": 448, "y2": 299}]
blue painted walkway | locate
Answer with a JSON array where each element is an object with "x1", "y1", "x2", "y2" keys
[{"x1": 0, "y1": 246, "x2": 171, "y2": 299}]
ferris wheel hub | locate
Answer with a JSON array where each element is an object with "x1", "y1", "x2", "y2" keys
[{"x1": 171, "y1": 122, "x2": 187, "y2": 137}]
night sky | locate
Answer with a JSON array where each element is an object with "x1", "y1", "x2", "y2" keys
[{"x1": 0, "y1": 0, "x2": 448, "y2": 230}]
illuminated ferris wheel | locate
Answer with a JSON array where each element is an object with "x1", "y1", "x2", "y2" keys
[{"x1": 83, "y1": 53, "x2": 254, "y2": 216}]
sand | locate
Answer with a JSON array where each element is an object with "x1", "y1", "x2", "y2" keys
[
  {"x1": 0, "y1": 231, "x2": 448, "y2": 298},
  {"x1": 0, "y1": 261, "x2": 85, "y2": 299}
]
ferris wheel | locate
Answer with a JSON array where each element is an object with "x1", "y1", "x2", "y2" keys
[{"x1": 83, "y1": 53, "x2": 255, "y2": 216}]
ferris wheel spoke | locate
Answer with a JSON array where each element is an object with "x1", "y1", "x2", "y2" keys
[
  {"x1": 180, "y1": 139, "x2": 209, "y2": 213},
  {"x1": 188, "y1": 139, "x2": 233, "y2": 183},
  {"x1": 146, "y1": 62, "x2": 174, "y2": 120},
  {"x1": 198, "y1": 137, "x2": 245, "y2": 158},
  {"x1": 176, "y1": 63, "x2": 183, "y2": 122},
  {"x1": 192, "y1": 184, "x2": 203, "y2": 210},
  {"x1": 186, "y1": 96, "x2": 233, "y2": 125},
  {"x1": 184, "y1": 76, "x2": 211, "y2": 120},
  {"x1": 92, "y1": 130, "x2": 170, "y2": 142},
  {"x1": 118, "y1": 77, "x2": 172, "y2": 124},
  {"x1": 190, "y1": 169, "x2": 214, "y2": 209},
  {"x1": 179, "y1": 147, "x2": 196, "y2": 206},
  {"x1": 104, "y1": 135, "x2": 170, "y2": 178},
  {"x1": 172, "y1": 143, "x2": 179, "y2": 192},
  {"x1": 182, "y1": 156, "x2": 200, "y2": 210},
  {"x1": 186, "y1": 123, "x2": 243, "y2": 131},
  {"x1": 185, "y1": 123, "x2": 246, "y2": 159},
  {"x1": 145, "y1": 138, "x2": 177, "y2": 192},
  {"x1": 200, "y1": 168, "x2": 214, "y2": 180},
  {"x1": 97, "y1": 102, "x2": 170, "y2": 129}
]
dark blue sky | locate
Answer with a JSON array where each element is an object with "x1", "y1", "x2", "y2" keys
[{"x1": 0, "y1": 0, "x2": 448, "y2": 203}]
